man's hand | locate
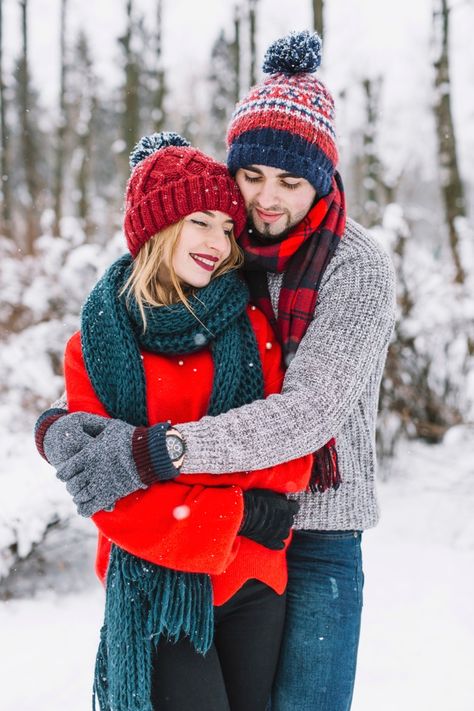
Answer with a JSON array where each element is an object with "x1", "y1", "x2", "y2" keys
[
  {"x1": 55, "y1": 419, "x2": 146, "y2": 516},
  {"x1": 43, "y1": 411, "x2": 110, "y2": 466},
  {"x1": 41, "y1": 412, "x2": 181, "y2": 517}
]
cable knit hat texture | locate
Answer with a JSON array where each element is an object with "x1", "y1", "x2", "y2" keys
[
  {"x1": 124, "y1": 132, "x2": 247, "y2": 257},
  {"x1": 226, "y1": 31, "x2": 338, "y2": 196}
]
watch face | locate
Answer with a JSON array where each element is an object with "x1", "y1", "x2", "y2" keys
[{"x1": 166, "y1": 434, "x2": 185, "y2": 462}]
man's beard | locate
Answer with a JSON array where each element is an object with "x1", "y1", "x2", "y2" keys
[{"x1": 247, "y1": 213, "x2": 296, "y2": 243}]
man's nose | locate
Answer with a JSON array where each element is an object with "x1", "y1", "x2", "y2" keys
[{"x1": 255, "y1": 181, "x2": 278, "y2": 208}]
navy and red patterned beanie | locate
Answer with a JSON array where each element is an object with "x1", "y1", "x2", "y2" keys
[{"x1": 226, "y1": 30, "x2": 338, "y2": 197}]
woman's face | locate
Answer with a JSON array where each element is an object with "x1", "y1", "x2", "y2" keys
[{"x1": 168, "y1": 210, "x2": 234, "y2": 288}]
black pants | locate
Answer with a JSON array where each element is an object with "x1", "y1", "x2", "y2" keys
[{"x1": 151, "y1": 579, "x2": 286, "y2": 711}]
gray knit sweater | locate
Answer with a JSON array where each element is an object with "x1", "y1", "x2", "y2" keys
[{"x1": 178, "y1": 218, "x2": 397, "y2": 531}]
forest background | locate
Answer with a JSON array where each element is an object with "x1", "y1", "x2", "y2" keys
[{"x1": 0, "y1": 1, "x2": 473, "y2": 708}]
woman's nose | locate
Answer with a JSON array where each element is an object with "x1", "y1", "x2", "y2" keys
[{"x1": 206, "y1": 227, "x2": 227, "y2": 253}]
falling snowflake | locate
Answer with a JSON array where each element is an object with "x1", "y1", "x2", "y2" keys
[
  {"x1": 194, "y1": 333, "x2": 206, "y2": 346},
  {"x1": 173, "y1": 505, "x2": 191, "y2": 520}
]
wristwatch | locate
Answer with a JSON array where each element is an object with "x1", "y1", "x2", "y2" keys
[{"x1": 165, "y1": 431, "x2": 186, "y2": 463}]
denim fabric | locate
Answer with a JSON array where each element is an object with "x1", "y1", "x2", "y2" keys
[{"x1": 272, "y1": 530, "x2": 364, "y2": 711}]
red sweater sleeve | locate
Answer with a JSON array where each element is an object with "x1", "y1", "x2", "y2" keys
[
  {"x1": 93, "y1": 483, "x2": 243, "y2": 575},
  {"x1": 65, "y1": 332, "x2": 110, "y2": 417},
  {"x1": 64, "y1": 333, "x2": 244, "y2": 576}
]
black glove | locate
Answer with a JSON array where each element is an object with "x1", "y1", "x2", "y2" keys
[{"x1": 239, "y1": 489, "x2": 299, "y2": 550}]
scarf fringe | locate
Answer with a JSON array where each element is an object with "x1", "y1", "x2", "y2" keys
[
  {"x1": 93, "y1": 546, "x2": 214, "y2": 711},
  {"x1": 92, "y1": 626, "x2": 108, "y2": 711},
  {"x1": 309, "y1": 439, "x2": 341, "y2": 493}
]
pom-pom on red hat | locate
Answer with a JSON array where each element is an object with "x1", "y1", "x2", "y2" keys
[{"x1": 124, "y1": 132, "x2": 247, "y2": 257}]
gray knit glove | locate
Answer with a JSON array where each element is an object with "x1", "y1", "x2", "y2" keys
[
  {"x1": 54, "y1": 419, "x2": 145, "y2": 516},
  {"x1": 44, "y1": 412, "x2": 177, "y2": 517},
  {"x1": 43, "y1": 412, "x2": 110, "y2": 466}
]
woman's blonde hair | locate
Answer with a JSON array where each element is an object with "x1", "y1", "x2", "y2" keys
[{"x1": 121, "y1": 218, "x2": 243, "y2": 329}]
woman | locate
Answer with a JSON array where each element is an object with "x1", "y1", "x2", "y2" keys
[{"x1": 41, "y1": 133, "x2": 312, "y2": 711}]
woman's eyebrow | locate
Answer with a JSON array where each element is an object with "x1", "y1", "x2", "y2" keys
[{"x1": 200, "y1": 210, "x2": 234, "y2": 224}]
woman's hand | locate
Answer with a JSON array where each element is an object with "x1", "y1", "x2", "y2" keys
[{"x1": 239, "y1": 489, "x2": 299, "y2": 549}]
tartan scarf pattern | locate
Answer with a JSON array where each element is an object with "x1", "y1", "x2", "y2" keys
[{"x1": 241, "y1": 172, "x2": 346, "y2": 492}]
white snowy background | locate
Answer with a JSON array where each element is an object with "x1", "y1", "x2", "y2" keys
[{"x1": 1, "y1": 0, "x2": 474, "y2": 709}]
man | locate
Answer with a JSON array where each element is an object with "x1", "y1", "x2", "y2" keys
[{"x1": 36, "y1": 31, "x2": 396, "y2": 711}]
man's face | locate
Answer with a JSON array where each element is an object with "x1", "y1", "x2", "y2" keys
[{"x1": 235, "y1": 164, "x2": 316, "y2": 239}]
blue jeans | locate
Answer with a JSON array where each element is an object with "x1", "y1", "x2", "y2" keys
[{"x1": 272, "y1": 530, "x2": 364, "y2": 711}]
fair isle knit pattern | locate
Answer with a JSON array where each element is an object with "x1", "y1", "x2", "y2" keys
[{"x1": 226, "y1": 31, "x2": 338, "y2": 196}]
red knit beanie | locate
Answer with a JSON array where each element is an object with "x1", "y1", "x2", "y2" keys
[{"x1": 124, "y1": 133, "x2": 247, "y2": 257}]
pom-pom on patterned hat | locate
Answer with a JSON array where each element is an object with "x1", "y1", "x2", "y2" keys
[
  {"x1": 124, "y1": 132, "x2": 247, "y2": 257},
  {"x1": 226, "y1": 31, "x2": 338, "y2": 197}
]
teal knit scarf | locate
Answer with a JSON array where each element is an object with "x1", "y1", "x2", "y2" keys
[{"x1": 82, "y1": 254, "x2": 264, "y2": 711}]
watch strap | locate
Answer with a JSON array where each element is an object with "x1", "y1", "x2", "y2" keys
[{"x1": 132, "y1": 421, "x2": 181, "y2": 485}]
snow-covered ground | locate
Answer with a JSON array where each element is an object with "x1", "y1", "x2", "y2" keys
[
  {"x1": 1, "y1": 427, "x2": 473, "y2": 711},
  {"x1": 354, "y1": 426, "x2": 474, "y2": 711}
]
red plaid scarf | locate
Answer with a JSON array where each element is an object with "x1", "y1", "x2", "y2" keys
[{"x1": 240, "y1": 172, "x2": 346, "y2": 492}]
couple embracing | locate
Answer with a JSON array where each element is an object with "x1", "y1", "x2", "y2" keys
[{"x1": 35, "y1": 31, "x2": 395, "y2": 711}]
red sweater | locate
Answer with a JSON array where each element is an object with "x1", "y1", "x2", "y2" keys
[{"x1": 64, "y1": 305, "x2": 312, "y2": 606}]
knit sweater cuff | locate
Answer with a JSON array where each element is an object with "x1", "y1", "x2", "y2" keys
[
  {"x1": 34, "y1": 408, "x2": 68, "y2": 461},
  {"x1": 132, "y1": 422, "x2": 178, "y2": 486}
]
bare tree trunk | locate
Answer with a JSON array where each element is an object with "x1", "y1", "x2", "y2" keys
[
  {"x1": 311, "y1": 0, "x2": 324, "y2": 40},
  {"x1": 18, "y1": 0, "x2": 41, "y2": 252},
  {"x1": 76, "y1": 125, "x2": 91, "y2": 236},
  {"x1": 232, "y1": 4, "x2": 241, "y2": 104},
  {"x1": 432, "y1": 0, "x2": 466, "y2": 284},
  {"x1": 152, "y1": 0, "x2": 166, "y2": 133},
  {"x1": 120, "y1": 0, "x2": 140, "y2": 169},
  {"x1": 248, "y1": 0, "x2": 258, "y2": 86},
  {"x1": 362, "y1": 76, "x2": 383, "y2": 227},
  {"x1": 0, "y1": 0, "x2": 12, "y2": 238},
  {"x1": 53, "y1": 0, "x2": 68, "y2": 236},
  {"x1": 74, "y1": 32, "x2": 95, "y2": 239}
]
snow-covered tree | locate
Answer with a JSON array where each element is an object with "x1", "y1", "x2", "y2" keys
[{"x1": 207, "y1": 29, "x2": 239, "y2": 159}]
